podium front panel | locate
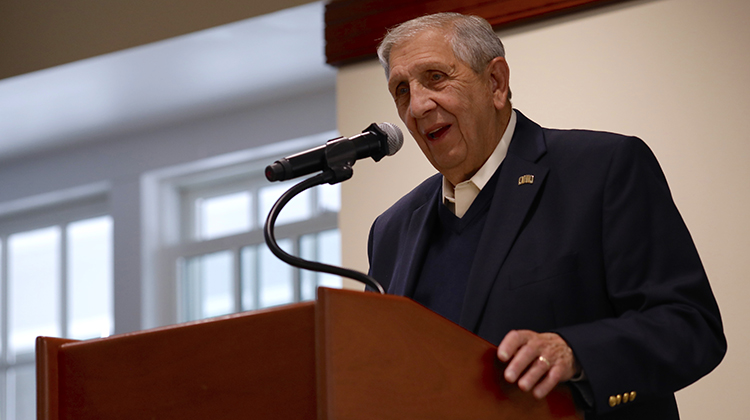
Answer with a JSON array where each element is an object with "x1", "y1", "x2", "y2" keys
[
  {"x1": 316, "y1": 288, "x2": 582, "y2": 420},
  {"x1": 42, "y1": 302, "x2": 316, "y2": 420}
]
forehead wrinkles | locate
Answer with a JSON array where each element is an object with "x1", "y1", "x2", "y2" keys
[{"x1": 388, "y1": 49, "x2": 457, "y2": 92}]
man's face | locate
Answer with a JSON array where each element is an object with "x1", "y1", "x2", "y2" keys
[{"x1": 387, "y1": 29, "x2": 510, "y2": 185}]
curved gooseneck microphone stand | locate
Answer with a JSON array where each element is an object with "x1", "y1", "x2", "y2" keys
[
  {"x1": 264, "y1": 122, "x2": 403, "y2": 295},
  {"x1": 263, "y1": 170, "x2": 385, "y2": 295}
]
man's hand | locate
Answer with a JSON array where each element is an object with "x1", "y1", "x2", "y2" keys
[{"x1": 497, "y1": 330, "x2": 580, "y2": 399}]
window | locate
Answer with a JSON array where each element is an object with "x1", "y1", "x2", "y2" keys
[
  {"x1": 179, "y1": 175, "x2": 341, "y2": 322},
  {"x1": 0, "y1": 192, "x2": 113, "y2": 420},
  {"x1": 153, "y1": 131, "x2": 344, "y2": 324}
]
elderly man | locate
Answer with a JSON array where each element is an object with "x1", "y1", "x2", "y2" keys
[{"x1": 367, "y1": 12, "x2": 725, "y2": 419}]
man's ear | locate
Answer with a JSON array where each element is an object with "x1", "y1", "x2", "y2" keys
[{"x1": 487, "y1": 57, "x2": 510, "y2": 110}]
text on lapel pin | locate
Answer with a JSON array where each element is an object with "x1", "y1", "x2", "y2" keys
[{"x1": 518, "y1": 174, "x2": 535, "y2": 185}]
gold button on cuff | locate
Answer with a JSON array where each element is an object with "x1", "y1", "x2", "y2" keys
[{"x1": 609, "y1": 392, "x2": 636, "y2": 408}]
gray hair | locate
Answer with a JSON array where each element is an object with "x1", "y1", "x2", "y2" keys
[{"x1": 377, "y1": 13, "x2": 506, "y2": 79}]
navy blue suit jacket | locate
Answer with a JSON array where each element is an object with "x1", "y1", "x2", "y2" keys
[{"x1": 367, "y1": 111, "x2": 725, "y2": 419}]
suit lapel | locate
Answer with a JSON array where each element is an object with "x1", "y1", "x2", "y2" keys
[
  {"x1": 459, "y1": 111, "x2": 549, "y2": 332},
  {"x1": 387, "y1": 184, "x2": 440, "y2": 298}
]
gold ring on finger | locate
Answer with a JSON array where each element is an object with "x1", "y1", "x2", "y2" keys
[{"x1": 538, "y1": 355, "x2": 551, "y2": 368}]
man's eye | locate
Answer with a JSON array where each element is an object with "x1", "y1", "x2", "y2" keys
[
  {"x1": 430, "y1": 73, "x2": 444, "y2": 81},
  {"x1": 396, "y1": 85, "x2": 409, "y2": 96}
]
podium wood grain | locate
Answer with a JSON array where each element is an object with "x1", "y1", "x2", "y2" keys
[
  {"x1": 38, "y1": 287, "x2": 582, "y2": 419},
  {"x1": 39, "y1": 302, "x2": 317, "y2": 419},
  {"x1": 317, "y1": 287, "x2": 582, "y2": 420}
]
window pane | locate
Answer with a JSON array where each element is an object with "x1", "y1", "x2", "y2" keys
[
  {"x1": 299, "y1": 236, "x2": 316, "y2": 301},
  {"x1": 0, "y1": 241, "x2": 3, "y2": 355},
  {"x1": 300, "y1": 229, "x2": 342, "y2": 300},
  {"x1": 184, "y1": 251, "x2": 233, "y2": 321},
  {"x1": 67, "y1": 216, "x2": 113, "y2": 340},
  {"x1": 318, "y1": 183, "x2": 341, "y2": 212},
  {"x1": 240, "y1": 246, "x2": 257, "y2": 311},
  {"x1": 9, "y1": 226, "x2": 60, "y2": 355},
  {"x1": 259, "y1": 182, "x2": 312, "y2": 226},
  {"x1": 6, "y1": 364, "x2": 35, "y2": 420},
  {"x1": 197, "y1": 191, "x2": 252, "y2": 240},
  {"x1": 317, "y1": 230, "x2": 342, "y2": 289},
  {"x1": 259, "y1": 239, "x2": 294, "y2": 308}
]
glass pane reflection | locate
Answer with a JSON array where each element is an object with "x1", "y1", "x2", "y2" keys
[
  {"x1": 259, "y1": 182, "x2": 311, "y2": 226},
  {"x1": 8, "y1": 226, "x2": 60, "y2": 355},
  {"x1": 300, "y1": 229, "x2": 342, "y2": 301},
  {"x1": 197, "y1": 191, "x2": 252, "y2": 240},
  {"x1": 7, "y1": 364, "x2": 35, "y2": 420},
  {"x1": 259, "y1": 239, "x2": 294, "y2": 308},
  {"x1": 67, "y1": 216, "x2": 114, "y2": 340},
  {"x1": 240, "y1": 246, "x2": 257, "y2": 311},
  {"x1": 184, "y1": 251, "x2": 233, "y2": 321}
]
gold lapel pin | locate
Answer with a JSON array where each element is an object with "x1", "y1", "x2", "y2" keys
[{"x1": 518, "y1": 174, "x2": 535, "y2": 186}]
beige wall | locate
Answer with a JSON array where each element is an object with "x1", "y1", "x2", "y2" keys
[{"x1": 337, "y1": 0, "x2": 750, "y2": 418}]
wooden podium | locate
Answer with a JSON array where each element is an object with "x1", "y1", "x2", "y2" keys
[{"x1": 37, "y1": 287, "x2": 582, "y2": 419}]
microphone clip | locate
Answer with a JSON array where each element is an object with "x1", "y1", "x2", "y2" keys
[
  {"x1": 322, "y1": 136, "x2": 356, "y2": 184},
  {"x1": 322, "y1": 123, "x2": 388, "y2": 184}
]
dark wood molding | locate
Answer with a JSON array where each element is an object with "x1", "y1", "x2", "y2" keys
[
  {"x1": 325, "y1": 0, "x2": 627, "y2": 66},
  {"x1": 0, "y1": 0, "x2": 313, "y2": 80}
]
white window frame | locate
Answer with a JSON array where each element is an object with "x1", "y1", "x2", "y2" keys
[
  {"x1": 141, "y1": 130, "x2": 340, "y2": 328},
  {"x1": 175, "y1": 177, "x2": 339, "y2": 320},
  {"x1": 0, "y1": 182, "x2": 111, "y2": 420}
]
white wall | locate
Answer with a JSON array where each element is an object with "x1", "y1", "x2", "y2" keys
[{"x1": 337, "y1": 0, "x2": 750, "y2": 418}]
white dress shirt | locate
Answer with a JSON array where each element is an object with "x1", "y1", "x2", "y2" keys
[{"x1": 443, "y1": 110, "x2": 517, "y2": 217}]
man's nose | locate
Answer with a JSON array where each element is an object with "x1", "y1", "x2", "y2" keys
[{"x1": 409, "y1": 84, "x2": 435, "y2": 119}]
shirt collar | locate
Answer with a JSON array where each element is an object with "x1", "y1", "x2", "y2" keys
[{"x1": 443, "y1": 109, "x2": 517, "y2": 203}]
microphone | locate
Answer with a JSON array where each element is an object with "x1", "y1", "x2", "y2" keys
[{"x1": 265, "y1": 122, "x2": 403, "y2": 182}]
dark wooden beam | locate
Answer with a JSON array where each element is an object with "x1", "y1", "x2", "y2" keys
[
  {"x1": 325, "y1": 0, "x2": 627, "y2": 66},
  {"x1": 0, "y1": 0, "x2": 315, "y2": 80}
]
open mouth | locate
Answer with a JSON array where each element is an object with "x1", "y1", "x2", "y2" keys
[{"x1": 427, "y1": 125, "x2": 451, "y2": 140}]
